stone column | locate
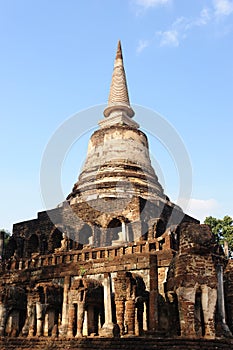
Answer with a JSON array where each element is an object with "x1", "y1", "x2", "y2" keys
[
  {"x1": 67, "y1": 303, "x2": 75, "y2": 338},
  {"x1": 115, "y1": 300, "x2": 125, "y2": 335},
  {"x1": 28, "y1": 304, "x2": 36, "y2": 337},
  {"x1": 6, "y1": 312, "x2": 13, "y2": 336},
  {"x1": 148, "y1": 253, "x2": 158, "y2": 332},
  {"x1": 216, "y1": 264, "x2": 232, "y2": 336},
  {"x1": 143, "y1": 302, "x2": 148, "y2": 332},
  {"x1": 76, "y1": 302, "x2": 85, "y2": 337},
  {"x1": 135, "y1": 308, "x2": 139, "y2": 336},
  {"x1": 99, "y1": 273, "x2": 115, "y2": 337},
  {"x1": 122, "y1": 221, "x2": 126, "y2": 242},
  {"x1": 59, "y1": 276, "x2": 70, "y2": 337},
  {"x1": 0, "y1": 303, "x2": 7, "y2": 336},
  {"x1": 125, "y1": 299, "x2": 135, "y2": 335},
  {"x1": 82, "y1": 310, "x2": 88, "y2": 336},
  {"x1": 36, "y1": 302, "x2": 44, "y2": 336},
  {"x1": 44, "y1": 312, "x2": 49, "y2": 337},
  {"x1": 98, "y1": 313, "x2": 102, "y2": 333},
  {"x1": 104, "y1": 273, "x2": 113, "y2": 324},
  {"x1": 22, "y1": 301, "x2": 34, "y2": 337}
]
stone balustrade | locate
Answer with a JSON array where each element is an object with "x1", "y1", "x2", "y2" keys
[{"x1": 0, "y1": 239, "x2": 168, "y2": 273}]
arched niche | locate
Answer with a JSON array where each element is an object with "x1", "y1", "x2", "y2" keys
[
  {"x1": 107, "y1": 218, "x2": 122, "y2": 246},
  {"x1": 79, "y1": 224, "x2": 92, "y2": 246},
  {"x1": 155, "y1": 219, "x2": 165, "y2": 238},
  {"x1": 50, "y1": 228, "x2": 63, "y2": 252},
  {"x1": 27, "y1": 234, "x2": 39, "y2": 256}
]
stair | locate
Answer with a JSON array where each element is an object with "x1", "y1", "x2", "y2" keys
[{"x1": 0, "y1": 337, "x2": 233, "y2": 350}]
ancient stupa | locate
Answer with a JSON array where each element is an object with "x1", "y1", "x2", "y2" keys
[{"x1": 0, "y1": 41, "x2": 232, "y2": 350}]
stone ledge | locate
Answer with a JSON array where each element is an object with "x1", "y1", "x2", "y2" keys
[{"x1": 0, "y1": 337, "x2": 233, "y2": 350}]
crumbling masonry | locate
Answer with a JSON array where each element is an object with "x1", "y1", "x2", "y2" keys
[{"x1": 0, "y1": 41, "x2": 233, "y2": 343}]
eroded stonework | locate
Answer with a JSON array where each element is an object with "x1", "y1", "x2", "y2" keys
[{"x1": 0, "y1": 41, "x2": 233, "y2": 346}]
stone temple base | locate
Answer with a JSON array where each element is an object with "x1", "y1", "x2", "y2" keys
[{"x1": 0, "y1": 337, "x2": 233, "y2": 350}]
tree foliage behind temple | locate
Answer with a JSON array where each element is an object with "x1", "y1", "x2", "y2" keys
[{"x1": 204, "y1": 216, "x2": 233, "y2": 257}]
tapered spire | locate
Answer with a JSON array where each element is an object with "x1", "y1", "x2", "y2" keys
[{"x1": 103, "y1": 40, "x2": 135, "y2": 119}]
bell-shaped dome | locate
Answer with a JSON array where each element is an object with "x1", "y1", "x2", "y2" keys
[
  {"x1": 67, "y1": 41, "x2": 166, "y2": 205},
  {"x1": 67, "y1": 124, "x2": 165, "y2": 204}
]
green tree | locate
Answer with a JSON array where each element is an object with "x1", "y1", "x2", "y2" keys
[
  {"x1": 0, "y1": 229, "x2": 11, "y2": 247},
  {"x1": 204, "y1": 216, "x2": 233, "y2": 257}
]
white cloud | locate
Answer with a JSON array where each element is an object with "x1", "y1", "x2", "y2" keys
[
  {"x1": 192, "y1": 7, "x2": 211, "y2": 26},
  {"x1": 157, "y1": 30, "x2": 179, "y2": 47},
  {"x1": 136, "y1": 39, "x2": 149, "y2": 53},
  {"x1": 179, "y1": 198, "x2": 219, "y2": 223},
  {"x1": 137, "y1": 1, "x2": 233, "y2": 51},
  {"x1": 156, "y1": 6, "x2": 213, "y2": 47},
  {"x1": 213, "y1": 0, "x2": 233, "y2": 16},
  {"x1": 136, "y1": 0, "x2": 171, "y2": 8}
]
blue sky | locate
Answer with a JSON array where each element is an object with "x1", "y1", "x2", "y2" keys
[{"x1": 0, "y1": 0, "x2": 233, "y2": 231}]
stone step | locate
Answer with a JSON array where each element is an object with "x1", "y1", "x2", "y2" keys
[{"x1": 0, "y1": 337, "x2": 233, "y2": 350}]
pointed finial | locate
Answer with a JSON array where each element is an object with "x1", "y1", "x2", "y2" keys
[
  {"x1": 103, "y1": 41, "x2": 135, "y2": 119},
  {"x1": 116, "y1": 40, "x2": 123, "y2": 60}
]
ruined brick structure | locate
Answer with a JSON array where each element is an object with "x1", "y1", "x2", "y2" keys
[{"x1": 0, "y1": 41, "x2": 233, "y2": 349}]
